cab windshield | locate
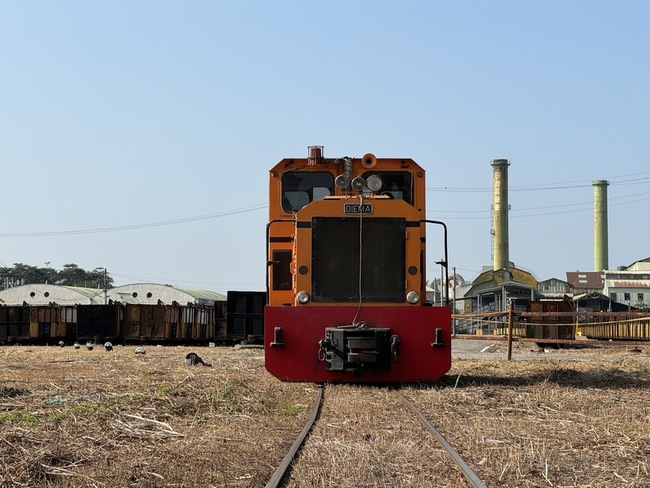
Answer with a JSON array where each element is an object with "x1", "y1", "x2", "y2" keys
[
  {"x1": 281, "y1": 171, "x2": 334, "y2": 212},
  {"x1": 362, "y1": 171, "x2": 413, "y2": 205}
]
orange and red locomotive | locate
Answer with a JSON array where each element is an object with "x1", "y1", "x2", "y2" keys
[{"x1": 264, "y1": 146, "x2": 451, "y2": 382}]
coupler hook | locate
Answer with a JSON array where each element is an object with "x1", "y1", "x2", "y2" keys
[{"x1": 317, "y1": 338, "x2": 331, "y2": 362}]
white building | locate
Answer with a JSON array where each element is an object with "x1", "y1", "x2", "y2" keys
[{"x1": 603, "y1": 261, "x2": 650, "y2": 309}]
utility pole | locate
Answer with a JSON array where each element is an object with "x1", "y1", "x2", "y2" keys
[
  {"x1": 506, "y1": 300, "x2": 514, "y2": 360},
  {"x1": 98, "y1": 267, "x2": 108, "y2": 305},
  {"x1": 452, "y1": 267, "x2": 457, "y2": 335},
  {"x1": 439, "y1": 262, "x2": 444, "y2": 306}
]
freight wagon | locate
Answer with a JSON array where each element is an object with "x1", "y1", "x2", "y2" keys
[{"x1": 0, "y1": 291, "x2": 264, "y2": 345}]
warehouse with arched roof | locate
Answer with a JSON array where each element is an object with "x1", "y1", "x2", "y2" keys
[
  {"x1": 0, "y1": 284, "x2": 101, "y2": 306},
  {"x1": 0, "y1": 283, "x2": 226, "y2": 306},
  {"x1": 107, "y1": 284, "x2": 226, "y2": 305}
]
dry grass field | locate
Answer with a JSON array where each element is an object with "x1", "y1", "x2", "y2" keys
[{"x1": 0, "y1": 341, "x2": 648, "y2": 487}]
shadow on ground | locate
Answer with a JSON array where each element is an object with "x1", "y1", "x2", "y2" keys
[{"x1": 431, "y1": 367, "x2": 650, "y2": 390}]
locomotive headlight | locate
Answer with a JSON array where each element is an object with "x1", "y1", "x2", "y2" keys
[
  {"x1": 296, "y1": 291, "x2": 310, "y2": 304},
  {"x1": 351, "y1": 176, "x2": 366, "y2": 191},
  {"x1": 335, "y1": 174, "x2": 350, "y2": 189},
  {"x1": 406, "y1": 291, "x2": 420, "y2": 304},
  {"x1": 366, "y1": 175, "x2": 382, "y2": 192}
]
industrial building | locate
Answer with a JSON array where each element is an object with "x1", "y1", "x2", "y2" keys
[
  {"x1": 603, "y1": 262, "x2": 650, "y2": 309},
  {"x1": 537, "y1": 278, "x2": 572, "y2": 299},
  {"x1": 465, "y1": 267, "x2": 538, "y2": 312}
]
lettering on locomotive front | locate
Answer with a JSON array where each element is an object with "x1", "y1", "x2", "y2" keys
[{"x1": 344, "y1": 203, "x2": 373, "y2": 214}]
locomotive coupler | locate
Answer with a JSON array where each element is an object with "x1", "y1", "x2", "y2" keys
[{"x1": 321, "y1": 327, "x2": 392, "y2": 372}]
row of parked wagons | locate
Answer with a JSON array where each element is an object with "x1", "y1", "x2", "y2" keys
[
  {"x1": 0, "y1": 291, "x2": 265, "y2": 345},
  {"x1": 475, "y1": 299, "x2": 650, "y2": 341}
]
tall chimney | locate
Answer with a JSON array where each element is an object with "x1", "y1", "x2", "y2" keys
[
  {"x1": 593, "y1": 179, "x2": 609, "y2": 271},
  {"x1": 492, "y1": 159, "x2": 510, "y2": 271}
]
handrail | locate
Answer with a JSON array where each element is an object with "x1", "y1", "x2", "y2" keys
[{"x1": 423, "y1": 219, "x2": 449, "y2": 306}]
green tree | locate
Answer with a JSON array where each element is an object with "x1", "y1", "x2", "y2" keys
[
  {"x1": 1, "y1": 263, "x2": 47, "y2": 287},
  {"x1": 58, "y1": 264, "x2": 90, "y2": 287},
  {"x1": 89, "y1": 267, "x2": 114, "y2": 290},
  {"x1": 0, "y1": 263, "x2": 115, "y2": 289}
]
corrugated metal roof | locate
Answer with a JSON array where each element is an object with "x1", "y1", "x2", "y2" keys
[
  {"x1": 566, "y1": 271, "x2": 604, "y2": 289},
  {"x1": 0, "y1": 283, "x2": 228, "y2": 306},
  {"x1": 107, "y1": 284, "x2": 227, "y2": 305},
  {"x1": 0, "y1": 284, "x2": 101, "y2": 305},
  {"x1": 174, "y1": 287, "x2": 227, "y2": 301},
  {"x1": 538, "y1": 278, "x2": 570, "y2": 286},
  {"x1": 573, "y1": 292, "x2": 610, "y2": 301},
  {"x1": 472, "y1": 268, "x2": 537, "y2": 288},
  {"x1": 63, "y1": 286, "x2": 104, "y2": 300},
  {"x1": 465, "y1": 267, "x2": 538, "y2": 297},
  {"x1": 626, "y1": 257, "x2": 650, "y2": 269},
  {"x1": 607, "y1": 281, "x2": 650, "y2": 288}
]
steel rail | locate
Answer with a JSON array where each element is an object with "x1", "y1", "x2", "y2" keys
[
  {"x1": 265, "y1": 384, "x2": 324, "y2": 488},
  {"x1": 398, "y1": 392, "x2": 487, "y2": 488}
]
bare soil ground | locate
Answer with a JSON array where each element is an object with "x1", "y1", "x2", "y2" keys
[{"x1": 0, "y1": 341, "x2": 648, "y2": 487}]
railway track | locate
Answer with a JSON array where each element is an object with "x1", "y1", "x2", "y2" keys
[{"x1": 265, "y1": 385, "x2": 487, "y2": 488}]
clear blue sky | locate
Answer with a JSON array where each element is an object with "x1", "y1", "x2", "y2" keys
[{"x1": 1, "y1": 1, "x2": 648, "y2": 292}]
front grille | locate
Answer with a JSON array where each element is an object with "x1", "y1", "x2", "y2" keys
[{"x1": 311, "y1": 217, "x2": 405, "y2": 302}]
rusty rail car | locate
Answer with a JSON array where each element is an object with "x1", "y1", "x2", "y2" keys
[
  {"x1": 580, "y1": 315, "x2": 650, "y2": 340},
  {"x1": 457, "y1": 307, "x2": 650, "y2": 342},
  {"x1": 0, "y1": 291, "x2": 264, "y2": 345}
]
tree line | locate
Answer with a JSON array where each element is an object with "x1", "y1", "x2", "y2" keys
[{"x1": 0, "y1": 263, "x2": 114, "y2": 290}]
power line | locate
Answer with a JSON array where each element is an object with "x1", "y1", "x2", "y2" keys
[
  {"x1": 428, "y1": 183, "x2": 593, "y2": 192},
  {"x1": 0, "y1": 204, "x2": 267, "y2": 238},
  {"x1": 431, "y1": 187, "x2": 650, "y2": 219},
  {"x1": 427, "y1": 171, "x2": 650, "y2": 193},
  {"x1": 511, "y1": 190, "x2": 650, "y2": 215},
  {"x1": 432, "y1": 195, "x2": 650, "y2": 220},
  {"x1": 110, "y1": 271, "x2": 263, "y2": 288}
]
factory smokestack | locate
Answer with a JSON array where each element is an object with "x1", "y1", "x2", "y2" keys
[
  {"x1": 593, "y1": 179, "x2": 609, "y2": 271},
  {"x1": 492, "y1": 159, "x2": 510, "y2": 271}
]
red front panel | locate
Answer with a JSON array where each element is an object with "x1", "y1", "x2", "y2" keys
[{"x1": 264, "y1": 305, "x2": 452, "y2": 383}]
